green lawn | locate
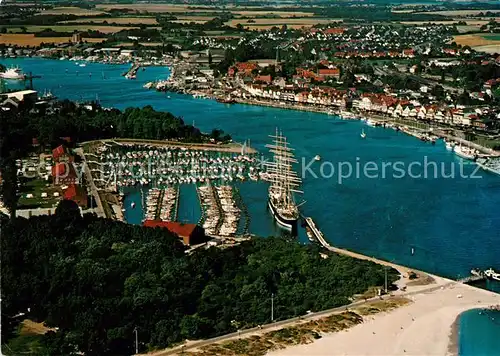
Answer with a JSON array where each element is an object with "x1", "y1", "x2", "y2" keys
[
  {"x1": 481, "y1": 33, "x2": 500, "y2": 41},
  {"x1": 18, "y1": 178, "x2": 61, "y2": 209}
]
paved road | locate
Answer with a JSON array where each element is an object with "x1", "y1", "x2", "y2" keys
[
  {"x1": 74, "y1": 148, "x2": 106, "y2": 218},
  {"x1": 144, "y1": 279, "x2": 455, "y2": 356}
]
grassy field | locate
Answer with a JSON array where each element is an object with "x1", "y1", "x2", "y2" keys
[
  {"x1": 482, "y1": 34, "x2": 500, "y2": 41},
  {"x1": 9, "y1": 25, "x2": 140, "y2": 34},
  {"x1": 17, "y1": 178, "x2": 62, "y2": 209},
  {"x1": 0, "y1": 34, "x2": 105, "y2": 46},
  {"x1": 39, "y1": 6, "x2": 107, "y2": 16},
  {"x1": 400, "y1": 20, "x2": 488, "y2": 26},
  {"x1": 59, "y1": 17, "x2": 159, "y2": 25},
  {"x1": 472, "y1": 45, "x2": 500, "y2": 54},
  {"x1": 415, "y1": 10, "x2": 500, "y2": 17}
]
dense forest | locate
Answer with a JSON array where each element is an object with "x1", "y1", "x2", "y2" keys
[{"x1": 1, "y1": 201, "x2": 398, "y2": 355}]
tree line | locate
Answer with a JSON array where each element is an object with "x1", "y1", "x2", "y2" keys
[{"x1": 1, "y1": 202, "x2": 398, "y2": 355}]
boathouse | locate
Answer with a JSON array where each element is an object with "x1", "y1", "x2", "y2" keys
[{"x1": 143, "y1": 220, "x2": 205, "y2": 246}]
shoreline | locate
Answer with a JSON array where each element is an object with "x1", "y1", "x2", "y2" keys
[
  {"x1": 268, "y1": 282, "x2": 500, "y2": 356},
  {"x1": 449, "y1": 313, "x2": 460, "y2": 356}
]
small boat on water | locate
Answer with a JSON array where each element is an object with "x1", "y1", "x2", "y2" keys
[
  {"x1": 360, "y1": 129, "x2": 366, "y2": 139},
  {"x1": 445, "y1": 141, "x2": 455, "y2": 151},
  {"x1": 79, "y1": 63, "x2": 86, "y2": 67},
  {"x1": 314, "y1": 155, "x2": 321, "y2": 161},
  {"x1": 131, "y1": 202, "x2": 136, "y2": 209},
  {"x1": 484, "y1": 268, "x2": 500, "y2": 281},
  {"x1": 471, "y1": 268, "x2": 483, "y2": 277}
]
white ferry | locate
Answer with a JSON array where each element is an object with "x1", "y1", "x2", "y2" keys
[
  {"x1": 0, "y1": 66, "x2": 26, "y2": 80},
  {"x1": 454, "y1": 145, "x2": 477, "y2": 161}
]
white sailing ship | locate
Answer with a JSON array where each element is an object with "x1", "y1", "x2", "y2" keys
[{"x1": 264, "y1": 129, "x2": 303, "y2": 232}]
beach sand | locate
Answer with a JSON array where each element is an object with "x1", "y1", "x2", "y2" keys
[{"x1": 268, "y1": 280, "x2": 500, "y2": 356}]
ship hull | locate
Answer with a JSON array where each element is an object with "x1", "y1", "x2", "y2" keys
[{"x1": 268, "y1": 198, "x2": 298, "y2": 233}]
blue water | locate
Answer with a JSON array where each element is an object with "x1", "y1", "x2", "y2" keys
[
  {"x1": 4, "y1": 57, "x2": 500, "y2": 281},
  {"x1": 459, "y1": 309, "x2": 500, "y2": 356}
]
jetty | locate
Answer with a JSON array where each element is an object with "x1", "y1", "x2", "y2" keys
[
  {"x1": 123, "y1": 64, "x2": 140, "y2": 79},
  {"x1": 303, "y1": 216, "x2": 491, "y2": 286}
]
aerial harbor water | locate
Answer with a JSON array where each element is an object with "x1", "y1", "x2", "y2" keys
[
  {"x1": 458, "y1": 308, "x2": 500, "y2": 356},
  {"x1": 4, "y1": 57, "x2": 500, "y2": 284}
]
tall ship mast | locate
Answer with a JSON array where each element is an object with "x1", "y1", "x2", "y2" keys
[{"x1": 265, "y1": 129, "x2": 302, "y2": 232}]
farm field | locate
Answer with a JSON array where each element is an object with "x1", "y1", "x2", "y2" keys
[
  {"x1": 0, "y1": 34, "x2": 105, "y2": 46},
  {"x1": 59, "y1": 17, "x2": 159, "y2": 25},
  {"x1": 415, "y1": 9, "x2": 500, "y2": 16},
  {"x1": 231, "y1": 10, "x2": 315, "y2": 17},
  {"x1": 225, "y1": 18, "x2": 340, "y2": 27},
  {"x1": 95, "y1": 4, "x2": 217, "y2": 13},
  {"x1": 453, "y1": 33, "x2": 500, "y2": 53},
  {"x1": 9, "y1": 25, "x2": 140, "y2": 34},
  {"x1": 243, "y1": 24, "x2": 320, "y2": 30},
  {"x1": 95, "y1": 4, "x2": 316, "y2": 17},
  {"x1": 472, "y1": 45, "x2": 500, "y2": 54},
  {"x1": 39, "y1": 6, "x2": 107, "y2": 16},
  {"x1": 482, "y1": 34, "x2": 500, "y2": 41}
]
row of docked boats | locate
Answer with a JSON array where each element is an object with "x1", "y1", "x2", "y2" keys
[
  {"x1": 197, "y1": 184, "x2": 242, "y2": 237},
  {"x1": 143, "y1": 187, "x2": 178, "y2": 221},
  {"x1": 94, "y1": 144, "x2": 262, "y2": 188},
  {"x1": 215, "y1": 186, "x2": 241, "y2": 237},
  {"x1": 198, "y1": 184, "x2": 220, "y2": 235}
]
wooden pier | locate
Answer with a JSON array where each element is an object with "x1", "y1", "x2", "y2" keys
[{"x1": 457, "y1": 275, "x2": 487, "y2": 284}]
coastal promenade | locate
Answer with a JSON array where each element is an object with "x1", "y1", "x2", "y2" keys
[{"x1": 143, "y1": 275, "x2": 499, "y2": 356}]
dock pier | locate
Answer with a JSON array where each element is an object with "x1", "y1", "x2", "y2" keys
[
  {"x1": 124, "y1": 64, "x2": 140, "y2": 79},
  {"x1": 303, "y1": 216, "x2": 487, "y2": 286}
]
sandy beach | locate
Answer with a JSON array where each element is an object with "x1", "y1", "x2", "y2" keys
[{"x1": 268, "y1": 280, "x2": 500, "y2": 356}]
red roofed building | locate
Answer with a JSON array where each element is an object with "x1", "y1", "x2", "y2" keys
[
  {"x1": 254, "y1": 74, "x2": 272, "y2": 84},
  {"x1": 63, "y1": 184, "x2": 88, "y2": 208},
  {"x1": 143, "y1": 220, "x2": 206, "y2": 246},
  {"x1": 318, "y1": 68, "x2": 340, "y2": 79},
  {"x1": 52, "y1": 162, "x2": 78, "y2": 185},
  {"x1": 324, "y1": 27, "x2": 346, "y2": 35},
  {"x1": 402, "y1": 49, "x2": 415, "y2": 58},
  {"x1": 52, "y1": 145, "x2": 73, "y2": 163}
]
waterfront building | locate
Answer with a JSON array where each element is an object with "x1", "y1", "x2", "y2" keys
[
  {"x1": 63, "y1": 184, "x2": 88, "y2": 208},
  {"x1": 143, "y1": 220, "x2": 205, "y2": 246}
]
